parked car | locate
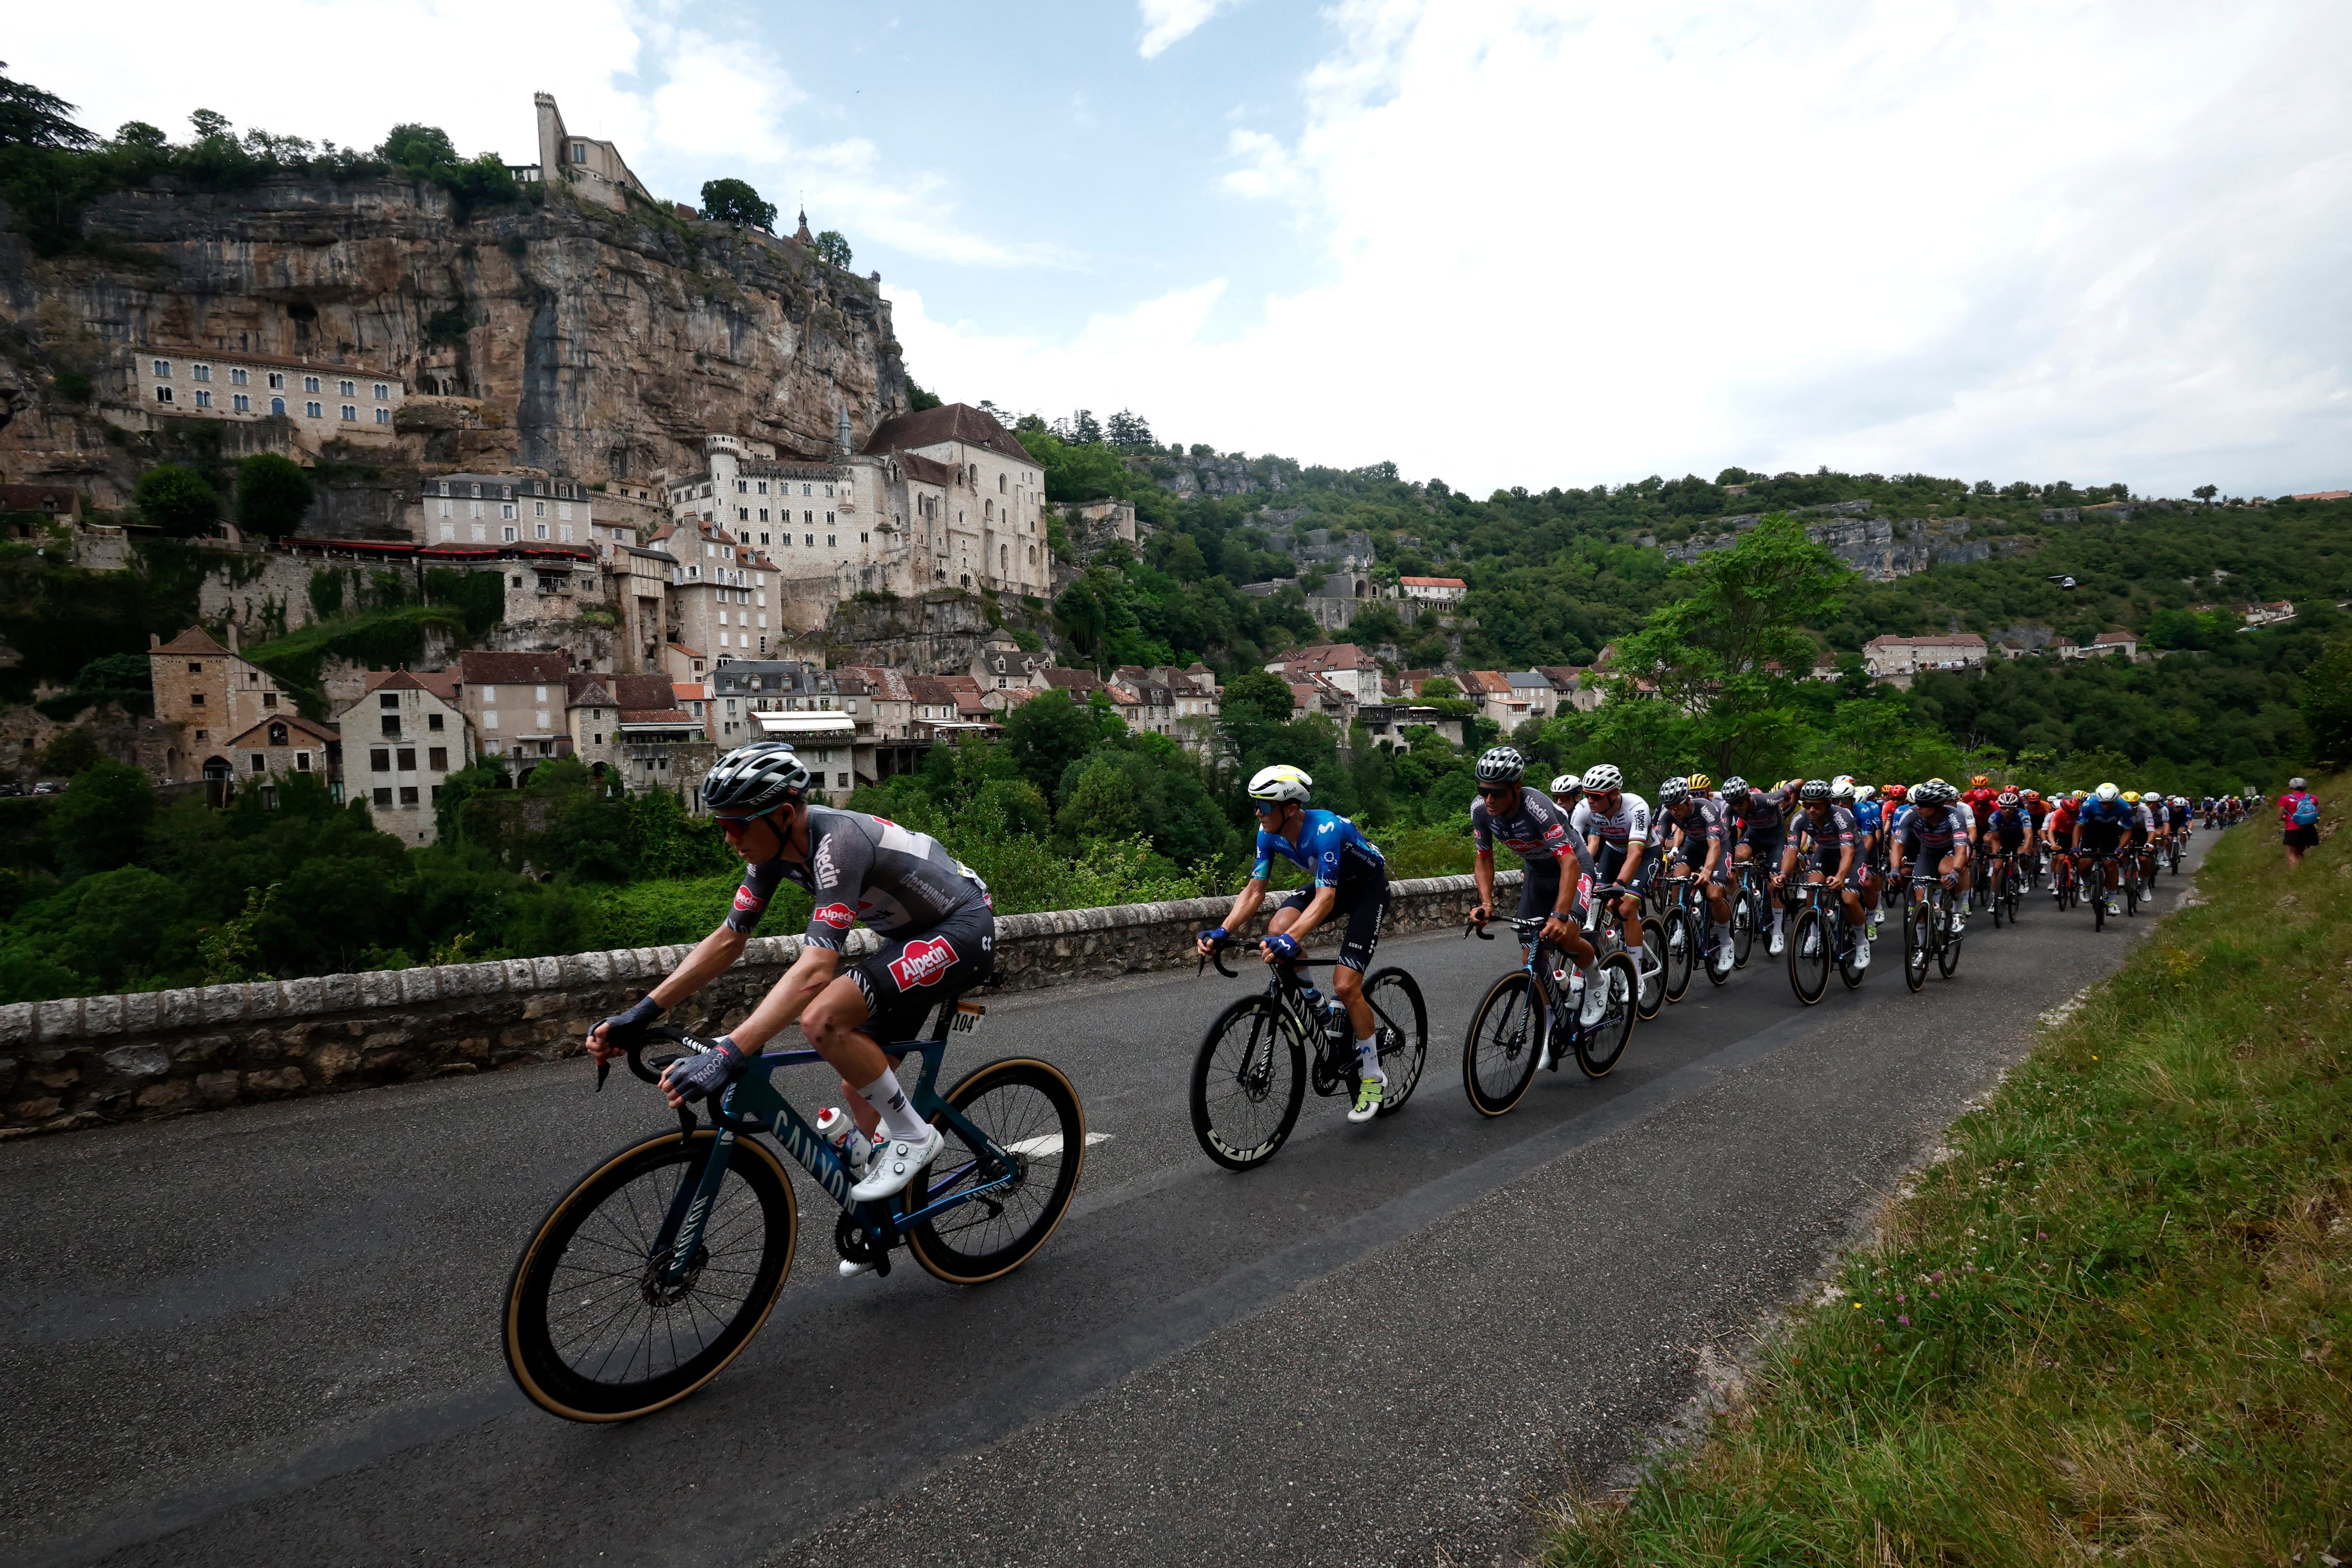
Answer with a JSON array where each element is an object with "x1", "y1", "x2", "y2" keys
[
  {"x1": 31, "y1": 781, "x2": 62, "y2": 796},
  {"x1": 0, "y1": 781, "x2": 23, "y2": 797}
]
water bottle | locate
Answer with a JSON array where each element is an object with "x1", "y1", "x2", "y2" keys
[{"x1": 815, "y1": 1106, "x2": 870, "y2": 1177}]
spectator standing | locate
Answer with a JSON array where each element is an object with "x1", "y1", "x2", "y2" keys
[{"x1": 2278, "y1": 776, "x2": 2320, "y2": 868}]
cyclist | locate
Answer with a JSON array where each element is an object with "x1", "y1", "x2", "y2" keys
[
  {"x1": 1657, "y1": 775, "x2": 1736, "y2": 979},
  {"x1": 1983, "y1": 789, "x2": 2034, "y2": 906},
  {"x1": 1196, "y1": 764, "x2": 1394, "y2": 1124},
  {"x1": 1776, "y1": 780, "x2": 1867, "y2": 968},
  {"x1": 1568, "y1": 764, "x2": 1653, "y2": 938},
  {"x1": 1469, "y1": 748, "x2": 1603, "y2": 1046},
  {"x1": 1896, "y1": 779, "x2": 1973, "y2": 932},
  {"x1": 2122, "y1": 791, "x2": 2157, "y2": 886},
  {"x1": 1961, "y1": 774, "x2": 2001, "y2": 848},
  {"x1": 1724, "y1": 775, "x2": 1796, "y2": 954},
  {"x1": 1547, "y1": 772, "x2": 1583, "y2": 818},
  {"x1": 2280, "y1": 777, "x2": 2320, "y2": 867},
  {"x1": 584, "y1": 741, "x2": 994, "y2": 1216},
  {"x1": 1838, "y1": 778, "x2": 1887, "y2": 934},
  {"x1": 2076, "y1": 782, "x2": 2134, "y2": 916}
]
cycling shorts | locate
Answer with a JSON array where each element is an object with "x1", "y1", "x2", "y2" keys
[
  {"x1": 1516, "y1": 860, "x2": 1590, "y2": 925},
  {"x1": 848, "y1": 903, "x2": 996, "y2": 1051},
  {"x1": 2076, "y1": 820, "x2": 2126, "y2": 854},
  {"x1": 1742, "y1": 825, "x2": 1785, "y2": 860},
  {"x1": 1277, "y1": 872, "x2": 1391, "y2": 973},
  {"x1": 1594, "y1": 841, "x2": 1656, "y2": 895}
]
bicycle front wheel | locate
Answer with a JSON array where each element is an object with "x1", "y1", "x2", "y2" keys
[
  {"x1": 1462, "y1": 969, "x2": 1543, "y2": 1117},
  {"x1": 1788, "y1": 908, "x2": 1830, "y2": 1005},
  {"x1": 1938, "y1": 898, "x2": 1964, "y2": 979},
  {"x1": 1661, "y1": 908, "x2": 1695, "y2": 1002},
  {"x1": 504, "y1": 1128, "x2": 797, "y2": 1423},
  {"x1": 1190, "y1": 995, "x2": 1304, "y2": 1170},
  {"x1": 1731, "y1": 888, "x2": 1757, "y2": 969},
  {"x1": 1904, "y1": 899, "x2": 1930, "y2": 992},
  {"x1": 908, "y1": 1057, "x2": 1086, "y2": 1285},
  {"x1": 1635, "y1": 918, "x2": 1668, "y2": 1020},
  {"x1": 1576, "y1": 953, "x2": 1637, "y2": 1078},
  {"x1": 1362, "y1": 966, "x2": 1429, "y2": 1116}
]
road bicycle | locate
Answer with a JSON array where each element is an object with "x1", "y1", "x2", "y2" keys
[
  {"x1": 1986, "y1": 849, "x2": 2025, "y2": 929},
  {"x1": 1190, "y1": 940, "x2": 1428, "y2": 1170},
  {"x1": 1656, "y1": 871, "x2": 1736, "y2": 1001},
  {"x1": 1901, "y1": 872, "x2": 1966, "y2": 990},
  {"x1": 2049, "y1": 847, "x2": 2078, "y2": 912},
  {"x1": 504, "y1": 995, "x2": 1085, "y2": 1423},
  {"x1": 1784, "y1": 876, "x2": 1870, "y2": 1004},
  {"x1": 1725, "y1": 857, "x2": 1771, "y2": 969},
  {"x1": 1588, "y1": 877, "x2": 1669, "y2": 1020},
  {"x1": 1461, "y1": 914, "x2": 1639, "y2": 1115},
  {"x1": 2166, "y1": 833, "x2": 2185, "y2": 876}
]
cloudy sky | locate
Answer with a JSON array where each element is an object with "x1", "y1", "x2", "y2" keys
[{"x1": 15, "y1": 0, "x2": 2350, "y2": 496}]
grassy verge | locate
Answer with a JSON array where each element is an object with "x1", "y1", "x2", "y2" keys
[{"x1": 1547, "y1": 778, "x2": 2351, "y2": 1565}]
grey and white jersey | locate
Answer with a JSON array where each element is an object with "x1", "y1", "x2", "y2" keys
[
  {"x1": 1570, "y1": 792, "x2": 1653, "y2": 847},
  {"x1": 728, "y1": 807, "x2": 990, "y2": 948}
]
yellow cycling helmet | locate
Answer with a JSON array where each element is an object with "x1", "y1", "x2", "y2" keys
[
  {"x1": 2122, "y1": 791, "x2": 2140, "y2": 803},
  {"x1": 1687, "y1": 772, "x2": 1714, "y2": 792}
]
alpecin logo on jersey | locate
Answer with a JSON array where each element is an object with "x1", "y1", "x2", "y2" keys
[
  {"x1": 813, "y1": 902, "x2": 854, "y2": 931},
  {"x1": 889, "y1": 936, "x2": 959, "y2": 989},
  {"x1": 732, "y1": 886, "x2": 766, "y2": 914}
]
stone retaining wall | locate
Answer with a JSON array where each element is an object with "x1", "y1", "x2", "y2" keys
[{"x1": 0, "y1": 871, "x2": 1513, "y2": 1137}]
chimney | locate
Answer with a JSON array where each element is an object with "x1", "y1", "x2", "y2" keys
[
  {"x1": 149, "y1": 632, "x2": 160, "y2": 649},
  {"x1": 225, "y1": 623, "x2": 239, "y2": 653}
]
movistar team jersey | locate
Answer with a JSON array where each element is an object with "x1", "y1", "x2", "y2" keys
[
  {"x1": 2076, "y1": 797, "x2": 2134, "y2": 834},
  {"x1": 729, "y1": 806, "x2": 991, "y2": 948},
  {"x1": 1851, "y1": 798, "x2": 1883, "y2": 841},
  {"x1": 1253, "y1": 809, "x2": 1386, "y2": 888}
]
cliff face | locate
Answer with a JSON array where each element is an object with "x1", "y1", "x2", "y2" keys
[
  {"x1": 1654, "y1": 512, "x2": 2035, "y2": 581},
  {"x1": 0, "y1": 176, "x2": 907, "y2": 504}
]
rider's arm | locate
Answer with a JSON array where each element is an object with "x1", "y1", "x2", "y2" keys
[
  {"x1": 727, "y1": 941, "x2": 842, "y2": 1052},
  {"x1": 1285, "y1": 883, "x2": 1339, "y2": 942},
  {"x1": 1472, "y1": 849, "x2": 1496, "y2": 920},
  {"x1": 585, "y1": 922, "x2": 747, "y2": 1061},
  {"x1": 1217, "y1": 877, "x2": 1271, "y2": 939}
]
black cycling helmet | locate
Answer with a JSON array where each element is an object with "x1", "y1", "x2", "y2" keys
[
  {"x1": 1800, "y1": 778, "x2": 1833, "y2": 803},
  {"x1": 700, "y1": 741, "x2": 811, "y2": 815},
  {"x1": 1657, "y1": 775, "x2": 1692, "y2": 806},
  {"x1": 1474, "y1": 746, "x2": 1525, "y2": 785}
]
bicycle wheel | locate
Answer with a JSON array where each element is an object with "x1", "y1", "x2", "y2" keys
[
  {"x1": 1660, "y1": 908, "x2": 1695, "y2": 1002},
  {"x1": 1904, "y1": 898, "x2": 1930, "y2": 992},
  {"x1": 1937, "y1": 897, "x2": 1964, "y2": 979},
  {"x1": 1787, "y1": 908, "x2": 1831, "y2": 1005},
  {"x1": 1576, "y1": 952, "x2": 1638, "y2": 1077},
  {"x1": 1189, "y1": 995, "x2": 1305, "y2": 1170},
  {"x1": 1635, "y1": 918, "x2": 1668, "y2": 1020},
  {"x1": 1361, "y1": 966, "x2": 1429, "y2": 1116},
  {"x1": 2091, "y1": 870, "x2": 2106, "y2": 931},
  {"x1": 1462, "y1": 970, "x2": 1543, "y2": 1117},
  {"x1": 505, "y1": 1128, "x2": 797, "y2": 1423},
  {"x1": 907, "y1": 1057, "x2": 1086, "y2": 1285},
  {"x1": 1990, "y1": 874, "x2": 2004, "y2": 928},
  {"x1": 1838, "y1": 917, "x2": 1869, "y2": 990},
  {"x1": 1704, "y1": 909, "x2": 1734, "y2": 987},
  {"x1": 1731, "y1": 886, "x2": 1756, "y2": 969}
]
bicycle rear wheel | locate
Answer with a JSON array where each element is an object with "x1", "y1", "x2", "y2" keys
[
  {"x1": 505, "y1": 1128, "x2": 797, "y2": 1423},
  {"x1": 1661, "y1": 908, "x2": 1695, "y2": 1002},
  {"x1": 1576, "y1": 953, "x2": 1638, "y2": 1077},
  {"x1": 1190, "y1": 996, "x2": 1304, "y2": 1170},
  {"x1": 1904, "y1": 898, "x2": 1930, "y2": 992},
  {"x1": 1731, "y1": 887, "x2": 1756, "y2": 969},
  {"x1": 908, "y1": 1057, "x2": 1086, "y2": 1285},
  {"x1": 1462, "y1": 969, "x2": 1543, "y2": 1117},
  {"x1": 1361, "y1": 966, "x2": 1429, "y2": 1116},
  {"x1": 1937, "y1": 897, "x2": 1964, "y2": 979},
  {"x1": 1635, "y1": 918, "x2": 1668, "y2": 1020},
  {"x1": 1839, "y1": 918, "x2": 1869, "y2": 990},
  {"x1": 1788, "y1": 908, "x2": 1831, "y2": 1005}
]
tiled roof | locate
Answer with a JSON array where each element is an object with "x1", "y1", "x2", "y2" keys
[
  {"x1": 566, "y1": 672, "x2": 616, "y2": 705},
  {"x1": 228, "y1": 714, "x2": 339, "y2": 746},
  {"x1": 862, "y1": 403, "x2": 1033, "y2": 468},
  {"x1": 1398, "y1": 576, "x2": 1468, "y2": 589},
  {"x1": 457, "y1": 651, "x2": 570, "y2": 685},
  {"x1": 839, "y1": 666, "x2": 912, "y2": 701},
  {"x1": 613, "y1": 673, "x2": 677, "y2": 710},
  {"x1": 619, "y1": 708, "x2": 699, "y2": 726},
  {"x1": 895, "y1": 451, "x2": 958, "y2": 488},
  {"x1": 152, "y1": 626, "x2": 233, "y2": 658}
]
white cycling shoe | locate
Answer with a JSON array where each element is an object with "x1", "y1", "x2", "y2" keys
[
  {"x1": 850, "y1": 1124, "x2": 944, "y2": 1203},
  {"x1": 1851, "y1": 938, "x2": 1871, "y2": 971},
  {"x1": 1768, "y1": 929, "x2": 1785, "y2": 956},
  {"x1": 838, "y1": 1257, "x2": 877, "y2": 1279}
]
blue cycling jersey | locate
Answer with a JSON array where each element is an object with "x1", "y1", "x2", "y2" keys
[
  {"x1": 1851, "y1": 799, "x2": 1883, "y2": 838},
  {"x1": 2077, "y1": 797, "x2": 2134, "y2": 829},
  {"x1": 1252, "y1": 809, "x2": 1386, "y2": 888}
]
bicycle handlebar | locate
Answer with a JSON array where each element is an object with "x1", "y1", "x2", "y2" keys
[{"x1": 1196, "y1": 937, "x2": 1343, "y2": 979}]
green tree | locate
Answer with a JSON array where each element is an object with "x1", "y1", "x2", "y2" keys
[
  {"x1": 812, "y1": 230, "x2": 852, "y2": 269},
  {"x1": 904, "y1": 376, "x2": 943, "y2": 413},
  {"x1": 2300, "y1": 632, "x2": 2352, "y2": 766},
  {"x1": 0, "y1": 64, "x2": 96, "y2": 148},
  {"x1": 1416, "y1": 675, "x2": 1461, "y2": 699},
  {"x1": 379, "y1": 123, "x2": 458, "y2": 172},
  {"x1": 134, "y1": 463, "x2": 221, "y2": 536},
  {"x1": 36, "y1": 726, "x2": 104, "y2": 779},
  {"x1": 700, "y1": 177, "x2": 776, "y2": 229},
  {"x1": 49, "y1": 759, "x2": 154, "y2": 875},
  {"x1": 1001, "y1": 690, "x2": 1107, "y2": 798},
  {"x1": 1221, "y1": 667, "x2": 1295, "y2": 727},
  {"x1": 235, "y1": 452, "x2": 314, "y2": 539}
]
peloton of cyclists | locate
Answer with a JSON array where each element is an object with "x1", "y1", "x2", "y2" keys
[{"x1": 1467, "y1": 747, "x2": 1604, "y2": 1059}]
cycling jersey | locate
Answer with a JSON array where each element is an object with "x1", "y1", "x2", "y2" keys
[
  {"x1": 1570, "y1": 792, "x2": 1653, "y2": 847},
  {"x1": 1471, "y1": 787, "x2": 1585, "y2": 871},
  {"x1": 2131, "y1": 802, "x2": 2157, "y2": 838},
  {"x1": 1253, "y1": 808, "x2": 1386, "y2": 888},
  {"x1": 729, "y1": 807, "x2": 991, "y2": 947},
  {"x1": 1851, "y1": 797, "x2": 1883, "y2": 844},
  {"x1": 1961, "y1": 787, "x2": 2000, "y2": 824},
  {"x1": 1898, "y1": 804, "x2": 1972, "y2": 860},
  {"x1": 1736, "y1": 785, "x2": 1790, "y2": 837},
  {"x1": 1662, "y1": 799, "x2": 1728, "y2": 867},
  {"x1": 1793, "y1": 804, "x2": 1858, "y2": 869},
  {"x1": 2076, "y1": 796, "x2": 2132, "y2": 849},
  {"x1": 1986, "y1": 805, "x2": 2030, "y2": 844}
]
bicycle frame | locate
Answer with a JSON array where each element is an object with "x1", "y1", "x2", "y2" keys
[{"x1": 642, "y1": 1007, "x2": 1014, "y2": 1289}]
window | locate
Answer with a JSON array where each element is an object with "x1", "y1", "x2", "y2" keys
[
  {"x1": 154, "y1": 386, "x2": 174, "y2": 405},
  {"x1": 738, "y1": 507, "x2": 749, "y2": 521},
  {"x1": 190, "y1": 692, "x2": 205, "y2": 707},
  {"x1": 381, "y1": 715, "x2": 400, "y2": 737},
  {"x1": 805, "y1": 534, "x2": 814, "y2": 546},
  {"x1": 428, "y1": 747, "x2": 448, "y2": 771},
  {"x1": 758, "y1": 509, "x2": 769, "y2": 523},
  {"x1": 262, "y1": 691, "x2": 278, "y2": 708},
  {"x1": 233, "y1": 393, "x2": 251, "y2": 412},
  {"x1": 399, "y1": 786, "x2": 420, "y2": 805},
  {"x1": 999, "y1": 472, "x2": 1007, "y2": 492},
  {"x1": 152, "y1": 359, "x2": 171, "y2": 378},
  {"x1": 375, "y1": 407, "x2": 390, "y2": 425},
  {"x1": 502, "y1": 526, "x2": 518, "y2": 542},
  {"x1": 270, "y1": 397, "x2": 286, "y2": 416},
  {"x1": 534, "y1": 523, "x2": 548, "y2": 540},
  {"x1": 194, "y1": 389, "x2": 212, "y2": 408},
  {"x1": 294, "y1": 752, "x2": 312, "y2": 771},
  {"x1": 340, "y1": 404, "x2": 357, "y2": 422},
  {"x1": 304, "y1": 376, "x2": 321, "y2": 394},
  {"x1": 338, "y1": 380, "x2": 355, "y2": 398},
  {"x1": 267, "y1": 372, "x2": 285, "y2": 390},
  {"x1": 397, "y1": 748, "x2": 416, "y2": 770},
  {"x1": 571, "y1": 142, "x2": 586, "y2": 163},
  {"x1": 428, "y1": 712, "x2": 444, "y2": 731},
  {"x1": 827, "y1": 535, "x2": 836, "y2": 547},
  {"x1": 860, "y1": 532, "x2": 869, "y2": 543},
  {"x1": 188, "y1": 662, "x2": 203, "y2": 674},
  {"x1": 193, "y1": 364, "x2": 211, "y2": 382},
  {"x1": 373, "y1": 787, "x2": 394, "y2": 807},
  {"x1": 373, "y1": 383, "x2": 388, "y2": 400},
  {"x1": 305, "y1": 401, "x2": 323, "y2": 419},
  {"x1": 250, "y1": 754, "x2": 268, "y2": 774}
]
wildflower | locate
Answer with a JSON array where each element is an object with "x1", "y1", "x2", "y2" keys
[{"x1": 1898, "y1": 1315, "x2": 1912, "y2": 1326}]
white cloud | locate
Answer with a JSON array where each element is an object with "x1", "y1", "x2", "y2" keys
[
  {"x1": 924, "y1": 0, "x2": 2352, "y2": 495},
  {"x1": 1138, "y1": 0, "x2": 1241, "y2": 60}
]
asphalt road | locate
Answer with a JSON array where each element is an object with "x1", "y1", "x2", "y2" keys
[{"x1": 0, "y1": 836, "x2": 2214, "y2": 1568}]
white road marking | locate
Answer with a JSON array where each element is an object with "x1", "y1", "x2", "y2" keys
[{"x1": 1001, "y1": 1132, "x2": 1113, "y2": 1157}]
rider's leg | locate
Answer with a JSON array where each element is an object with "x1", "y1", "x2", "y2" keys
[
  {"x1": 805, "y1": 975, "x2": 926, "y2": 1142},
  {"x1": 1332, "y1": 960, "x2": 1373, "y2": 1056}
]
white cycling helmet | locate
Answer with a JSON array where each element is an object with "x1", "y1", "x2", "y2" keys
[
  {"x1": 1549, "y1": 773, "x2": 1582, "y2": 796},
  {"x1": 2094, "y1": 782, "x2": 2120, "y2": 802},
  {"x1": 1247, "y1": 764, "x2": 1313, "y2": 804},
  {"x1": 1581, "y1": 763, "x2": 1622, "y2": 792},
  {"x1": 1830, "y1": 774, "x2": 1856, "y2": 801}
]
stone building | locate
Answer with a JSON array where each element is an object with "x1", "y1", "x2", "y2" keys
[
  {"x1": 564, "y1": 670, "x2": 624, "y2": 775},
  {"x1": 1398, "y1": 575, "x2": 1468, "y2": 611},
  {"x1": 1267, "y1": 644, "x2": 1382, "y2": 706},
  {"x1": 1861, "y1": 632, "x2": 1990, "y2": 681},
  {"x1": 651, "y1": 517, "x2": 780, "y2": 659},
  {"x1": 455, "y1": 651, "x2": 573, "y2": 779},
  {"x1": 128, "y1": 348, "x2": 405, "y2": 451},
  {"x1": 523, "y1": 93, "x2": 652, "y2": 212},
  {"x1": 417, "y1": 473, "x2": 601, "y2": 548},
  {"x1": 147, "y1": 626, "x2": 295, "y2": 787},
  {"x1": 338, "y1": 672, "x2": 470, "y2": 844},
  {"x1": 221, "y1": 714, "x2": 341, "y2": 808}
]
